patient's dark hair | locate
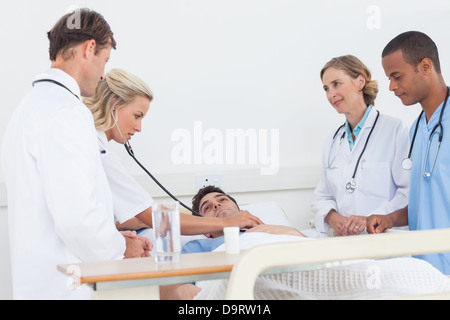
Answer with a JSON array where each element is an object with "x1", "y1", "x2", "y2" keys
[
  {"x1": 192, "y1": 185, "x2": 239, "y2": 216},
  {"x1": 382, "y1": 31, "x2": 441, "y2": 73}
]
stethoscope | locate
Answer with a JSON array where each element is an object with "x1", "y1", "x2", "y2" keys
[
  {"x1": 32, "y1": 79, "x2": 80, "y2": 100},
  {"x1": 111, "y1": 111, "x2": 203, "y2": 216},
  {"x1": 402, "y1": 86, "x2": 449, "y2": 178},
  {"x1": 328, "y1": 110, "x2": 380, "y2": 193},
  {"x1": 33, "y1": 78, "x2": 202, "y2": 216}
]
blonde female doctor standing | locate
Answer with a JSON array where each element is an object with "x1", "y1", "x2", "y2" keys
[{"x1": 312, "y1": 55, "x2": 410, "y2": 236}]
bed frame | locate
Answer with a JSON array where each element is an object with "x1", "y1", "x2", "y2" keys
[
  {"x1": 58, "y1": 228, "x2": 450, "y2": 299},
  {"x1": 226, "y1": 228, "x2": 450, "y2": 299}
]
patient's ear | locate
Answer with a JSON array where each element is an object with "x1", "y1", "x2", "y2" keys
[{"x1": 204, "y1": 233, "x2": 212, "y2": 238}]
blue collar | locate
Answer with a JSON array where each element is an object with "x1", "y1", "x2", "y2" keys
[{"x1": 345, "y1": 105, "x2": 373, "y2": 151}]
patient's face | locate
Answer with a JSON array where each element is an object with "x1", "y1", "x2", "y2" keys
[{"x1": 199, "y1": 192, "x2": 240, "y2": 218}]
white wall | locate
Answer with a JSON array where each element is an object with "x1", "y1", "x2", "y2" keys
[{"x1": 1, "y1": 0, "x2": 450, "y2": 299}]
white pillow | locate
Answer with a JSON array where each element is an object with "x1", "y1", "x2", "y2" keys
[{"x1": 240, "y1": 201, "x2": 293, "y2": 227}]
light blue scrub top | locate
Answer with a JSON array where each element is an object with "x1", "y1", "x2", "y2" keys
[
  {"x1": 182, "y1": 236, "x2": 225, "y2": 254},
  {"x1": 345, "y1": 105, "x2": 373, "y2": 151},
  {"x1": 408, "y1": 100, "x2": 450, "y2": 275},
  {"x1": 182, "y1": 232, "x2": 244, "y2": 254}
]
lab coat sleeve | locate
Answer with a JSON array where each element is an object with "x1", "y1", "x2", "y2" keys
[
  {"x1": 368, "y1": 120, "x2": 410, "y2": 215},
  {"x1": 311, "y1": 136, "x2": 338, "y2": 233},
  {"x1": 101, "y1": 150, "x2": 154, "y2": 223},
  {"x1": 38, "y1": 106, "x2": 125, "y2": 262}
]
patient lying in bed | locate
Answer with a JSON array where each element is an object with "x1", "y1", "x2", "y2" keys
[
  {"x1": 161, "y1": 186, "x2": 450, "y2": 300},
  {"x1": 160, "y1": 186, "x2": 308, "y2": 299}
]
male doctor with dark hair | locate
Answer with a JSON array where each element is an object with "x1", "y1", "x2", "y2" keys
[{"x1": 367, "y1": 31, "x2": 450, "y2": 275}]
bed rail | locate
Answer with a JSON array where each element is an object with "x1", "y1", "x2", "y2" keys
[{"x1": 226, "y1": 228, "x2": 450, "y2": 299}]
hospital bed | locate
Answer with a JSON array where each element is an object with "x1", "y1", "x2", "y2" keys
[
  {"x1": 193, "y1": 202, "x2": 450, "y2": 300},
  {"x1": 58, "y1": 202, "x2": 450, "y2": 300},
  {"x1": 221, "y1": 228, "x2": 450, "y2": 299}
]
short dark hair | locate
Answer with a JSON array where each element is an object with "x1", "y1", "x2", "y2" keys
[
  {"x1": 47, "y1": 8, "x2": 116, "y2": 61},
  {"x1": 382, "y1": 31, "x2": 441, "y2": 73},
  {"x1": 192, "y1": 185, "x2": 239, "y2": 216}
]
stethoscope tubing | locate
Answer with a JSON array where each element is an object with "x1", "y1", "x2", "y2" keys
[
  {"x1": 403, "y1": 86, "x2": 449, "y2": 176},
  {"x1": 33, "y1": 78, "x2": 202, "y2": 216},
  {"x1": 329, "y1": 110, "x2": 380, "y2": 193}
]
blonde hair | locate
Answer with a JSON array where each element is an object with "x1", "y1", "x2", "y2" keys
[
  {"x1": 84, "y1": 69, "x2": 153, "y2": 131},
  {"x1": 320, "y1": 55, "x2": 378, "y2": 106}
]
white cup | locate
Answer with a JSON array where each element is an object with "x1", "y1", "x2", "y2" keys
[
  {"x1": 223, "y1": 227, "x2": 240, "y2": 254},
  {"x1": 152, "y1": 202, "x2": 181, "y2": 263}
]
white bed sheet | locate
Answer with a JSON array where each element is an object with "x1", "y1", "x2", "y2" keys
[{"x1": 193, "y1": 232, "x2": 450, "y2": 300}]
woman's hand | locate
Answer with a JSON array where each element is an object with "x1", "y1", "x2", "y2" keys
[
  {"x1": 223, "y1": 210, "x2": 264, "y2": 230},
  {"x1": 325, "y1": 210, "x2": 366, "y2": 236},
  {"x1": 339, "y1": 215, "x2": 367, "y2": 236}
]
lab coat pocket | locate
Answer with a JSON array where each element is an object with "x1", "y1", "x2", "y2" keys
[
  {"x1": 358, "y1": 161, "x2": 390, "y2": 200},
  {"x1": 354, "y1": 162, "x2": 391, "y2": 214},
  {"x1": 324, "y1": 167, "x2": 342, "y2": 198}
]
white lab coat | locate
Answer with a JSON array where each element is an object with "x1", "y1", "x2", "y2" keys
[
  {"x1": 97, "y1": 131, "x2": 154, "y2": 222},
  {"x1": 311, "y1": 109, "x2": 410, "y2": 234},
  {"x1": 1, "y1": 69, "x2": 125, "y2": 299}
]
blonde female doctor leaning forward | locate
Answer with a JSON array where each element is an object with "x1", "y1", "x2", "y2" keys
[
  {"x1": 83, "y1": 69, "x2": 263, "y2": 238},
  {"x1": 311, "y1": 55, "x2": 410, "y2": 237}
]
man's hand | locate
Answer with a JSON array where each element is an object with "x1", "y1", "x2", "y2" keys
[
  {"x1": 366, "y1": 214, "x2": 394, "y2": 234},
  {"x1": 121, "y1": 230, "x2": 152, "y2": 258},
  {"x1": 246, "y1": 224, "x2": 305, "y2": 237}
]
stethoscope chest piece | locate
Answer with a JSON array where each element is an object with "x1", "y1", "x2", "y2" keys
[
  {"x1": 345, "y1": 179, "x2": 356, "y2": 193},
  {"x1": 339, "y1": 110, "x2": 380, "y2": 194},
  {"x1": 402, "y1": 158, "x2": 413, "y2": 170}
]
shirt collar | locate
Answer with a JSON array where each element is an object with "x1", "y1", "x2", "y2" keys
[
  {"x1": 345, "y1": 105, "x2": 373, "y2": 144},
  {"x1": 421, "y1": 99, "x2": 447, "y2": 132},
  {"x1": 97, "y1": 130, "x2": 109, "y2": 152}
]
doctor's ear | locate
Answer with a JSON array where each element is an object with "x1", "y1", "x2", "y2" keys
[
  {"x1": 111, "y1": 108, "x2": 118, "y2": 121},
  {"x1": 420, "y1": 58, "x2": 433, "y2": 74},
  {"x1": 357, "y1": 75, "x2": 366, "y2": 90},
  {"x1": 82, "y1": 39, "x2": 97, "y2": 59}
]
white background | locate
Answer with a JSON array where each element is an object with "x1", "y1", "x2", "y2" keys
[{"x1": 1, "y1": 0, "x2": 449, "y2": 178}]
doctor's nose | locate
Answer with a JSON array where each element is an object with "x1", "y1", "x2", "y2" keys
[
  {"x1": 135, "y1": 121, "x2": 143, "y2": 132},
  {"x1": 327, "y1": 89, "x2": 336, "y2": 101},
  {"x1": 388, "y1": 80, "x2": 398, "y2": 92}
]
